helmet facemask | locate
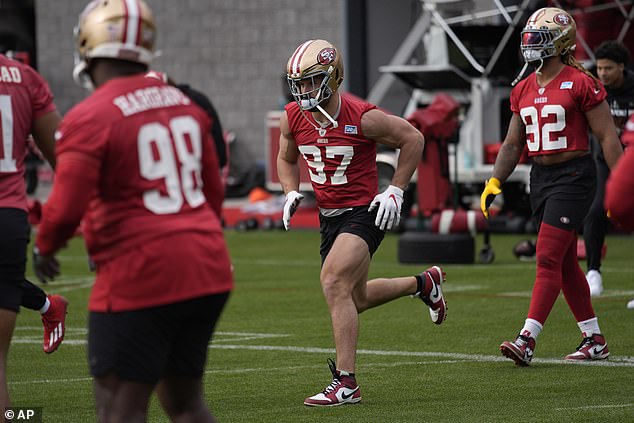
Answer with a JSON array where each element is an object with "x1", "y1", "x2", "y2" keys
[
  {"x1": 520, "y1": 26, "x2": 574, "y2": 64},
  {"x1": 287, "y1": 69, "x2": 335, "y2": 111}
]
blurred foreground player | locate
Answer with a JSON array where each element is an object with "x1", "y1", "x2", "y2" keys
[{"x1": 34, "y1": 1, "x2": 233, "y2": 421}]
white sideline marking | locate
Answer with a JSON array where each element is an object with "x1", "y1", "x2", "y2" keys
[
  {"x1": 213, "y1": 331, "x2": 291, "y2": 343},
  {"x1": 11, "y1": 330, "x2": 634, "y2": 367},
  {"x1": 52, "y1": 281, "x2": 93, "y2": 293},
  {"x1": 555, "y1": 403, "x2": 633, "y2": 411},
  {"x1": 14, "y1": 326, "x2": 86, "y2": 334},
  {"x1": 441, "y1": 284, "x2": 486, "y2": 292},
  {"x1": 10, "y1": 376, "x2": 92, "y2": 386},
  {"x1": 11, "y1": 339, "x2": 85, "y2": 346},
  {"x1": 209, "y1": 344, "x2": 634, "y2": 367},
  {"x1": 1, "y1": 360, "x2": 491, "y2": 386}
]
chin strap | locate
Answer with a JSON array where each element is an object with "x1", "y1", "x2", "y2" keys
[
  {"x1": 534, "y1": 58, "x2": 545, "y2": 76},
  {"x1": 297, "y1": 94, "x2": 340, "y2": 135},
  {"x1": 316, "y1": 104, "x2": 338, "y2": 129},
  {"x1": 511, "y1": 57, "x2": 545, "y2": 87},
  {"x1": 511, "y1": 62, "x2": 529, "y2": 87}
]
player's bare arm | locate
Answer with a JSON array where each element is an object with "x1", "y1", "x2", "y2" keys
[
  {"x1": 586, "y1": 100, "x2": 624, "y2": 169},
  {"x1": 32, "y1": 110, "x2": 62, "y2": 169},
  {"x1": 492, "y1": 113, "x2": 525, "y2": 183},
  {"x1": 361, "y1": 109, "x2": 424, "y2": 189},
  {"x1": 277, "y1": 111, "x2": 302, "y2": 195}
]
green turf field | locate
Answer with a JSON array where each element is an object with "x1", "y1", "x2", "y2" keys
[{"x1": 10, "y1": 231, "x2": 634, "y2": 422}]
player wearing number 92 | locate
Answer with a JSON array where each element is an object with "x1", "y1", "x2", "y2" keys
[
  {"x1": 34, "y1": 1, "x2": 232, "y2": 421},
  {"x1": 480, "y1": 7, "x2": 622, "y2": 367},
  {"x1": 279, "y1": 40, "x2": 450, "y2": 407}
]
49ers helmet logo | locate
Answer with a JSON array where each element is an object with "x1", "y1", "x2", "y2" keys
[
  {"x1": 317, "y1": 48, "x2": 336, "y2": 65},
  {"x1": 553, "y1": 13, "x2": 570, "y2": 26}
]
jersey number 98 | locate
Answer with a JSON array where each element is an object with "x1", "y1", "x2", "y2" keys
[{"x1": 137, "y1": 116, "x2": 205, "y2": 214}]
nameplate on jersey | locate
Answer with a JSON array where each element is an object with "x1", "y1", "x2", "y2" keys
[
  {"x1": 0, "y1": 66, "x2": 21, "y2": 83},
  {"x1": 344, "y1": 125, "x2": 358, "y2": 135},
  {"x1": 559, "y1": 81, "x2": 573, "y2": 89}
]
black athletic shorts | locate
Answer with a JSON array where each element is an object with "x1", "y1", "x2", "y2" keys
[
  {"x1": 88, "y1": 292, "x2": 230, "y2": 384},
  {"x1": 530, "y1": 154, "x2": 596, "y2": 231},
  {"x1": 0, "y1": 208, "x2": 29, "y2": 312},
  {"x1": 319, "y1": 205, "x2": 385, "y2": 264}
]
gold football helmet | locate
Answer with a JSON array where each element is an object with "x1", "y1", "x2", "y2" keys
[
  {"x1": 286, "y1": 39, "x2": 344, "y2": 110},
  {"x1": 73, "y1": 0, "x2": 156, "y2": 88},
  {"x1": 521, "y1": 7, "x2": 576, "y2": 62}
]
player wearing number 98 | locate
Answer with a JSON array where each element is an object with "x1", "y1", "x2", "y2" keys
[
  {"x1": 480, "y1": 7, "x2": 622, "y2": 367},
  {"x1": 34, "y1": 1, "x2": 232, "y2": 421},
  {"x1": 279, "y1": 39, "x2": 449, "y2": 407}
]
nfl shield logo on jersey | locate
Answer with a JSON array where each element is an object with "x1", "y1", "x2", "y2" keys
[{"x1": 344, "y1": 125, "x2": 358, "y2": 134}]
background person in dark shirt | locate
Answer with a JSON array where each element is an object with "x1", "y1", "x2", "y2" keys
[{"x1": 584, "y1": 40, "x2": 634, "y2": 296}]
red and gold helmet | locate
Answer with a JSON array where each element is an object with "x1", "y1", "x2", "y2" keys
[
  {"x1": 521, "y1": 7, "x2": 576, "y2": 62},
  {"x1": 73, "y1": 0, "x2": 156, "y2": 88},
  {"x1": 286, "y1": 39, "x2": 344, "y2": 110}
]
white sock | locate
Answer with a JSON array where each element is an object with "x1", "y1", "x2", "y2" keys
[
  {"x1": 521, "y1": 318, "x2": 543, "y2": 339},
  {"x1": 578, "y1": 317, "x2": 600, "y2": 337},
  {"x1": 39, "y1": 297, "x2": 50, "y2": 314}
]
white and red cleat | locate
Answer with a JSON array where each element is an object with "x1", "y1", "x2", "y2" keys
[
  {"x1": 500, "y1": 333, "x2": 535, "y2": 366},
  {"x1": 565, "y1": 333, "x2": 609, "y2": 361},
  {"x1": 304, "y1": 359, "x2": 361, "y2": 407},
  {"x1": 417, "y1": 266, "x2": 447, "y2": 324},
  {"x1": 41, "y1": 295, "x2": 68, "y2": 354}
]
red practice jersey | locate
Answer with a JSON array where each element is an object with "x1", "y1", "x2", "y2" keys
[
  {"x1": 0, "y1": 55, "x2": 56, "y2": 211},
  {"x1": 285, "y1": 96, "x2": 378, "y2": 208},
  {"x1": 511, "y1": 66, "x2": 606, "y2": 157},
  {"x1": 36, "y1": 74, "x2": 232, "y2": 311}
]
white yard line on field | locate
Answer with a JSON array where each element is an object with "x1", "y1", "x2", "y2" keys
[
  {"x1": 11, "y1": 329, "x2": 634, "y2": 368},
  {"x1": 555, "y1": 403, "x2": 633, "y2": 411},
  {"x1": 209, "y1": 344, "x2": 634, "y2": 367}
]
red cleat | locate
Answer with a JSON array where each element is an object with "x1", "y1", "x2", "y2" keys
[
  {"x1": 304, "y1": 359, "x2": 361, "y2": 407},
  {"x1": 500, "y1": 333, "x2": 535, "y2": 366},
  {"x1": 417, "y1": 266, "x2": 447, "y2": 324},
  {"x1": 41, "y1": 295, "x2": 68, "y2": 354},
  {"x1": 565, "y1": 333, "x2": 609, "y2": 361}
]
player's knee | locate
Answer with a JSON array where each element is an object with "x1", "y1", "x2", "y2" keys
[
  {"x1": 535, "y1": 249, "x2": 559, "y2": 271},
  {"x1": 320, "y1": 273, "x2": 349, "y2": 301}
]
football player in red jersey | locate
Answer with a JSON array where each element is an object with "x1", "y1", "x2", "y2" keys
[
  {"x1": 279, "y1": 39, "x2": 447, "y2": 407},
  {"x1": 33, "y1": 1, "x2": 233, "y2": 421},
  {"x1": 606, "y1": 118, "x2": 634, "y2": 309},
  {"x1": 481, "y1": 7, "x2": 623, "y2": 366},
  {"x1": 0, "y1": 51, "x2": 69, "y2": 410}
]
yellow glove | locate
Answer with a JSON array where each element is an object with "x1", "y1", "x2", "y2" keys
[{"x1": 480, "y1": 177, "x2": 502, "y2": 219}]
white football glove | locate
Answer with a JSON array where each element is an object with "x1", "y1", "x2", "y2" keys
[
  {"x1": 368, "y1": 185, "x2": 404, "y2": 231},
  {"x1": 282, "y1": 190, "x2": 304, "y2": 230}
]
